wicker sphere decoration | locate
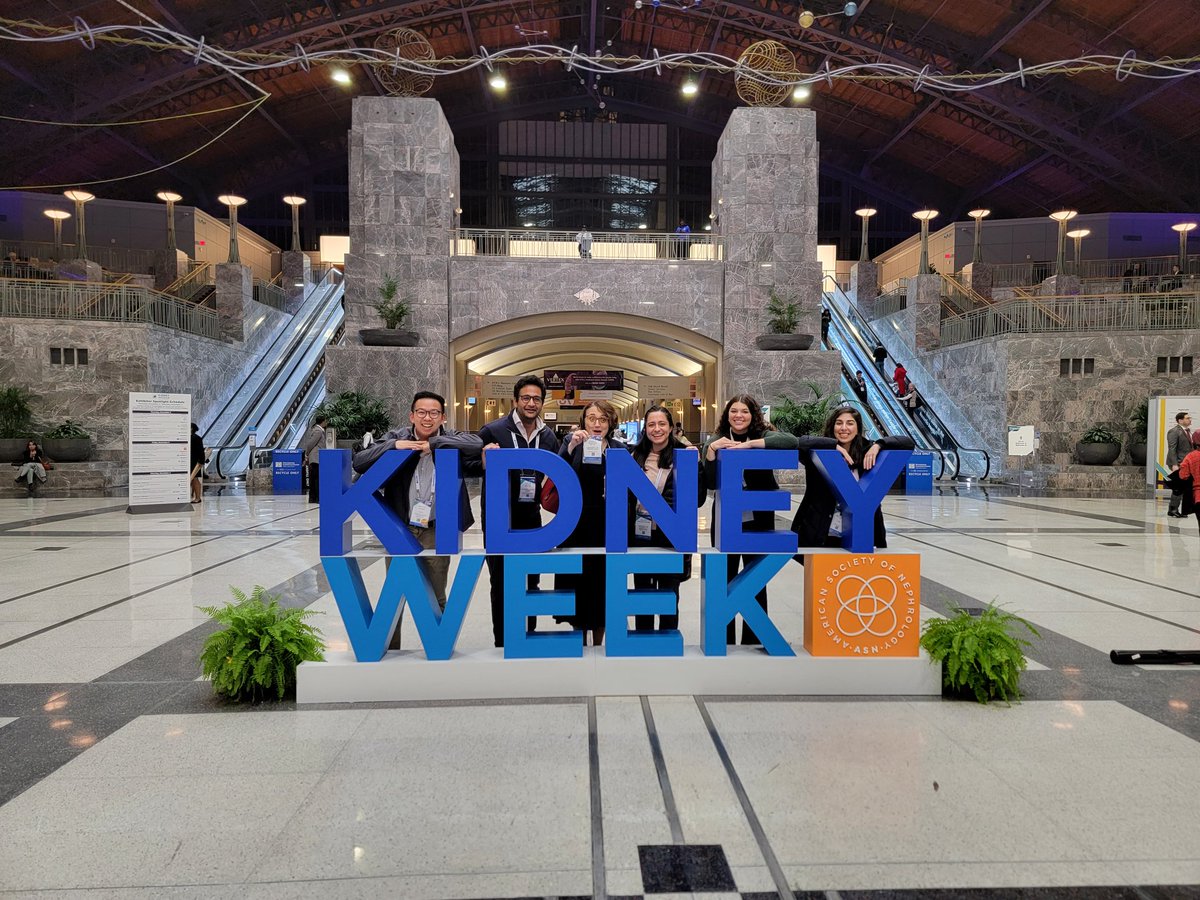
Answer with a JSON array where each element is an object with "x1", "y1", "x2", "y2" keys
[
  {"x1": 735, "y1": 40, "x2": 796, "y2": 107},
  {"x1": 374, "y1": 28, "x2": 436, "y2": 96}
]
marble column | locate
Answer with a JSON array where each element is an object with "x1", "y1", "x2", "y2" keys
[
  {"x1": 960, "y1": 261, "x2": 993, "y2": 302},
  {"x1": 57, "y1": 259, "x2": 102, "y2": 282},
  {"x1": 712, "y1": 107, "x2": 841, "y2": 404},
  {"x1": 851, "y1": 261, "x2": 880, "y2": 314},
  {"x1": 282, "y1": 251, "x2": 311, "y2": 314},
  {"x1": 1039, "y1": 274, "x2": 1080, "y2": 296},
  {"x1": 215, "y1": 262, "x2": 252, "y2": 344},
  {"x1": 903, "y1": 273, "x2": 942, "y2": 351},
  {"x1": 153, "y1": 249, "x2": 183, "y2": 292}
]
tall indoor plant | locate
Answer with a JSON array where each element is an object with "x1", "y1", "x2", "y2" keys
[
  {"x1": 1127, "y1": 400, "x2": 1148, "y2": 467},
  {"x1": 359, "y1": 273, "x2": 418, "y2": 347},
  {"x1": 0, "y1": 386, "x2": 37, "y2": 459},
  {"x1": 312, "y1": 391, "x2": 392, "y2": 448},
  {"x1": 755, "y1": 288, "x2": 814, "y2": 350}
]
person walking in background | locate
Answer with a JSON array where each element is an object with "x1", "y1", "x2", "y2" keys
[
  {"x1": 820, "y1": 307, "x2": 832, "y2": 343},
  {"x1": 189, "y1": 423, "x2": 205, "y2": 504},
  {"x1": 1166, "y1": 411, "x2": 1193, "y2": 518},
  {"x1": 672, "y1": 422, "x2": 692, "y2": 447},
  {"x1": 299, "y1": 415, "x2": 327, "y2": 504},
  {"x1": 1174, "y1": 430, "x2": 1200, "y2": 534},
  {"x1": 893, "y1": 363, "x2": 908, "y2": 397},
  {"x1": 576, "y1": 227, "x2": 592, "y2": 259},
  {"x1": 873, "y1": 343, "x2": 888, "y2": 376},
  {"x1": 854, "y1": 370, "x2": 868, "y2": 396}
]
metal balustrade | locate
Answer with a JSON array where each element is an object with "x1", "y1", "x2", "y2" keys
[
  {"x1": 873, "y1": 292, "x2": 908, "y2": 318},
  {"x1": 940, "y1": 291, "x2": 1200, "y2": 346},
  {"x1": 252, "y1": 279, "x2": 288, "y2": 310},
  {"x1": 0, "y1": 241, "x2": 159, "y2": 274},
  {"x1": 975, "y1": 255, "x2": 1200, "y2": 288},
  {"x1": 0, "y1": 276, "x2": 219, "y2": 339},
  {"x1": 452, "y1": 228, "x2": 723, "y2": 261}
]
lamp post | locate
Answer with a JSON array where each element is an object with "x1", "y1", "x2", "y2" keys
[
  {"x1": 217, "y1": 194, "x2": 248, "y2": 264},
  {"x1": 62, "y1": 190, "x2": 95, "y2": 260},
  {"x1": 1066, "y1": 228, "x2": 1090, "y2": 275},
  {"x1": 912, "y1": 209, "x2": 938, "y2": 273},
  {"x1": 968, "y1": 208, "x2": 990, "y2": 265},
  {"x1": 282, "y1": 195, "x2": 306, "y2": 252},
  {"x1": 43, "y1": 209, "x2": 70, "y2": 260},
  {"x1": 855, "y1": 207, "x2": 876, "y2": 262},
  {"x1": 1171, "y1": 222, "x2": 1196, "y2": 272},
  {"x1": 156, "y1": 191, "x2": 182, "y2": 252},
  {"x1": 1049, "y1": 209, "x2": 1078, "y2": 276}
]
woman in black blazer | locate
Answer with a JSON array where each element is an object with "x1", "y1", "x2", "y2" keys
[
  {"x1": 792, "y1": 405, "x2": 915, "y2": 555},
  {"x1": 628, "y1": 405, "x2": 706, "y2": 633}
]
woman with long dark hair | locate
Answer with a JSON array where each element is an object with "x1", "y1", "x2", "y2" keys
[
  {"x1": 702, "y1": 394, "x2": 798, "y2": 645},
  {"x1": 629, "y1": 405, "x2": 706, "y2": 633},
  {"x1": 555, "y1": 400, "x2": 626, "y2": 646},
  {"x1": 791, "y1": 405, "x2": 914, "y2": 553},
  {"x1": 12, "y1": 439, "x2": 48, "y2": 495}
]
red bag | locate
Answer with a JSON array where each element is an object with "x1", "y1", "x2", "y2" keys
[{"x1": 540, "y1": 478, "x2": 559, "y2": 513}]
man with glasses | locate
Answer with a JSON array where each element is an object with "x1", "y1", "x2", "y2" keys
[
  {"x1": 469, "y1": 375, "x2": 561, "y2": 647},
  {"x1": 353, "y1": 391, "x2": 475, "y2": 650}
]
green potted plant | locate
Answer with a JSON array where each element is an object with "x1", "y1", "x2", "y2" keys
[
  {"x1": 1075, "y1": 424, "x2": 1121, "y2": 466},
  {"x1": 1127, "y1": 400, "x2": 1148, "y2": 467},
  {"x1": 198, "y1": 585, "x2": 325, "y2": 702},
  {"x1": 770, "y1": 382, "x2": 844, "y2": 436},
  {"x1": 312, "y1": 391, "x2": 391, "y2": 449},
  {"x1": 42, "y1": 419, "x2": 92, "y2": 462},
  {"x1": 360, "y1": 273, "x2": 418, "y2": 347},
  {"x1": 919, "y1": 604, "x2": 1040, "y2": 704},
  {"x1": 0, "y1": 386, "x2": 36, "y2": 459},
  {"x1": 755, "y1": 287, "x2": 814, "y2": 350}
]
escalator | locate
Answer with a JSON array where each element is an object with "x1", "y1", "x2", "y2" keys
[
  {"x1": 204, "y1": 269, "x2": 345, "y2": 478},
  {"x1": 822, "y1": 277, "x2": 993, "y2": 480}
]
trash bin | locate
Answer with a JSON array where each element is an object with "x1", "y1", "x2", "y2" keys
[{"x1": 272, "y1": 449, "x2": 304, "y2": 494}]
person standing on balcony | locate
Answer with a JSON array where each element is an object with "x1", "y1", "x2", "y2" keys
[
  {"x1": 673, "y1": 219, "x2": 691, "y2": 259},
  {"x1": 576, "y1": 228, "x2": 592, "y2": 259},
  {"x1": 1167, "y1": 411, "x2": 1193, "y2": 518}
]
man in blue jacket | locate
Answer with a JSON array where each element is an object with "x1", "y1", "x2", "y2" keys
[
  {"x1": 353, "y1": 391, "x2": 474, "y2": 650},
  {"x1": 467, "y1": 375, "x2": 561, "y2": 647}
]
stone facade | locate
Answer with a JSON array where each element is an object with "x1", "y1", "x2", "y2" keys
[
  {"x1": 904, "y1": 274, "x2": 942, "y2": 351},
  {"x1": 215, "y1": 262, "x2": 253, "y2": 343},
  {"x1": 850, "y1": 261, "x2": 879, "y2": 313},
  {"x1": 282, "y1": 251, "x2": 311, "y2": 314}
]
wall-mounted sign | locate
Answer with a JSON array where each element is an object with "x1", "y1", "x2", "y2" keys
[
  {"x1": 544, "y1": 370, "x2": 624, "y2": 407},
  {"x1": 482, "y1": 376, "x2": 517, "y2": 399},
  {"x1": 639, "y1": 375, "x2": 700, "y2": 399}
]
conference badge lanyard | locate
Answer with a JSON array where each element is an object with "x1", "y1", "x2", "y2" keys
[
  {"x1": 410, "y1": 457, "x2": 434, "y2": 528},
  {"x1": 635, "y1": 466, "x2": 670, "y2": 539},
  {"x1": 512, "y1": 430, "x2": 541, "y2": 503}
]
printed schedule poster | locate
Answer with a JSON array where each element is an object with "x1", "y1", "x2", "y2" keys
[{"x1": 128, "y1": 392, "x2": 192, "y2": 512}]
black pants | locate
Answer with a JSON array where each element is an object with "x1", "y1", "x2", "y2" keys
[
  {"x1": 306, "y1": 462, "x2": 319, "y2": 503},
  {"x1": 1169, "y1": 485, "x2": 1184, "y2": 515},
  {"x1": 486, "y1": 555, "x2": 539, "y2": 648},
  {"x1": 726, "y1": 554, "x2": 766, "y2": 645},
  {"x1": 632, "y1": 574, "x2": 681, "y2": 633}
]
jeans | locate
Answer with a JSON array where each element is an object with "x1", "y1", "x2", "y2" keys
[{"x1": 15, "y1": 463, "x2": 46, "y2": 485}]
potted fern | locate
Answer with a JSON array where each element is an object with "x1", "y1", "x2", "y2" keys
[
  {"x1": 1075, "y1": 424, "x2": 1121, "y2": 466},
  {"x1": 0, "y1": 386, "x2": 36, "y2": 460},
  {"x1": 312, "y1": 391, "x2": 391, "y2": 450},
  {"x1": 755, "y1": 287, "x2": 814, "y2": 350},
  {"x1": 360, "y1": 273, "x2": 418, "y2": 346},
  {"x1": 770, "y1": 383, "x2": 843, "y2": 436},
  {"x1": 920, "y1": 604, "x2": 1039, "y2": 704},
  {"x1": 199, "y1": 585, "x2": 325, "y2": 702},
  {"x1": 42, "y1": 419, "x2": 92, "y2": 461}
]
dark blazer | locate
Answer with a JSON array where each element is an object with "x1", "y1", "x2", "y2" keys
[
  {"x1": 791, "y1": 434, "x2": 916, "y2": 550},
  {"x1": 1166, "y1": 424, "x2": 1192, "y2": 469},
  {"x1": 557, "y1": 434, "x2": 628, "y2": 549},
  {"x1": 702, "y1": 430, "x2": 799, "y2": 532},
  {"x1": 467, "y1": 413, "x2": 561, "y2": 530},
  {"x1": 352, "y1": 425, "x2": 475, "y2": 531},
  {"x1": 627, "y1": 445, "x2": 707, "y2": 551}
]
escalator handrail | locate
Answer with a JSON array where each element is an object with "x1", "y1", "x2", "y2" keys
[{"x1": 824, "y1": 277, "x2": 991, "y2": 479}]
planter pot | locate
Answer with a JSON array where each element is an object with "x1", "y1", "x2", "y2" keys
[
  {"x1": 1075, "y1": 441, "x2": 1120, "y2": 465},
  {"x1": 0, "y1": 438, "x2": 31, "y2": 460},
  {"x1": 754, "y1": 333, "x2": 814, "y2": 351},
  {"x1": 42, "y1": 438, "x2": 92, "y2": 461},
  {"x1": 1129, "y1": 441, "x2": 1147, "y2": 466},
  {"x1": 360, "y1": 328, "x2": 418, "y2": 347}
]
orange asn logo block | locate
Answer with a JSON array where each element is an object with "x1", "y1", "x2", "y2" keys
[{"x1": 802, "y1": 553, "x2": 920, "y2": 657}]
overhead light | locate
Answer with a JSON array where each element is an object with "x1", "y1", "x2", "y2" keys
[
  {"x1": 968, "y1": 208, "x2": 991, "y2": 220},
  {"x1": 760, "y1": 262, "x2": 773, "y2": 267},
  {"x1": 912, "y1": 209, "x2": 939, "y2": 222},
  {"x1": 523, "y1": 222, "x2": 534, "y2": 227},
  {"x1": 703, "y1": 224, "x2": 711, "y2": 231},
  {"x1": 330, "y1": 68, "x2": 352, "y2": 86},
  {"x1": 489, "y1": 72, "x2": 508, "y2": 90},
  {"x1": 637, "y1": 223, "x2": 648, "y2": 229},
  {"x1": 1049, "y1": 209, "x2": 1078, "y2": 223},
  {"x1": 681, "y1": 80, "x2": 698, "y2": 96},
  {"x1": 792, "y1": 85, "x2": 811, "y2": 101}
]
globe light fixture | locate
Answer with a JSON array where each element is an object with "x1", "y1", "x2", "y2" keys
[
  {"x1": 217, "y1": 194, "x2": 248, "y2": 264},
  {"x1": 912, "y1": 209, "x2": 938, "y2": 273},
  {"x1": 681, "y1": 79, "x2": 699, "y2": 96},
  {"x1": 488, "y1": 72, "x2": 507, "y2": 91},
  {"x1": 282, "y1": 195, "x2": 306, "y2": 252},
  {"x1": 855, "y1": 207, "x2": 877, "y2": 263},
  {"x1": 967, "y1": 208, "x2": 990, "y2": 265},
  {"x1": 1171, "y1": 222, "x2": 1197, "y2": 272},
  {"x1": 156, "y1": 191, "x2": 183, "y2": 252},
  {"x1": 43, "y1": 209, "x2": 70, "y2": 260},
  {"x1": 63, "y1": 190, "x2": 95, "y2": 261},
  {"x1": 1066, "y1": 227, "x2": 1090, "y2": 274},
  {"x1": 1049, "y1": 209, "x2": 1078, "y2": 275},
  {"x1": 792, "y1": 84, "x2": 811, "y2": 102},
  {"x1": 330, "y1": 68, "x2": 352, "y2": 86}
]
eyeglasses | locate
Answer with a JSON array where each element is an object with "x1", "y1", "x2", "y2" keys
[
  {"x1": 517, "y1": 395, "x2": 543, "y2": 404},
  {"x1": 584, "y1": 415, "x2": 608, "y2": 425},
  {"x1": 412, "y1": 409, "x2": 443, "y2": 419}
]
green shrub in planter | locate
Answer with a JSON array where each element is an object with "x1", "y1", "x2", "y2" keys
[
  {"x1": 43, "y1": 420, "x2": 90, "y2": 440},
  {"x1": 919, "y1": 604, "x2": 1039, "y2": 704},
  {"x1": 0, "y1": 386, "x2": 35, "y2": 439},
  {"x1": 198, "y1": 586, "x2": 324, "y2": 702}
]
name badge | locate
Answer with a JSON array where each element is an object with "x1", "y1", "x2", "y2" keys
[
  {"x1": 583, "y1": 437, "x2": 603, "y2": 463},
  {"x1": 518, "y1": 474, "x2": 537, "y2": 502},
  {"x1": 634, "y1": 514, "x2": 653, "y2": 539},
  {"x1": 409, "y1": 501, "x2": 431, "y2": 528}
]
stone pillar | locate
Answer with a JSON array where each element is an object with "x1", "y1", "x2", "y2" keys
[
  {"x1": 282, "y1": 251, "x2": 311, "y2": 314},
  {"x1": 850, "y1": 261, "x2": 879, "y2": 314},
  {"x1": 152, "y1": 249, "x2": 184, "y2": 292},
  {"x1": 713, "y1": 108, "x2": 840, "y2": 405},
  {"x1": 215, "y1": 262, "x2": 252, "y2": 344},
  {"x1": 1039, "y1": 274, "x2": 1080, "y2": 296},
  {"x1": 57, "y1": 259, "x2": 102, "y2": 282},
  {"x1": 326, "y1": 97, "x2": 459, "y2": 419},
  {"x1": 960, "y1": 261, "x2": 993, "y2": 301},
  {"x1": 903, "y1": 273, "x2": 942, "y2": 352}
]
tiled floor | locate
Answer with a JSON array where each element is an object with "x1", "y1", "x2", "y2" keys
[{"x1": 0, "y1": 487, "x2": 1198, "y2": 898}]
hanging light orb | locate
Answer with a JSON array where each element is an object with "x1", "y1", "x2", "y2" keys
[
  {"x1": 373, "y1": 27, "x2": 436, "y2": 96},
  {"x1": 735, "y1": 40, "x2": 796, "y2": 107},
  {"x1": 798, "y1": 9, "x2": 815, "y2": 27}
]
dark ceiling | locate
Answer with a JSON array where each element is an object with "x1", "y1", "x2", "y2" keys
[{"x1": 2, "y1": 0, "x2": 1198, "y2": 235}]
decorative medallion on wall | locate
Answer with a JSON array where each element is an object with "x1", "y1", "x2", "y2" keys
[
  {"x1": 735, "y1": 40, "x2": 796, "y2": 107},
  {"x1": 574, "y1": 287, "x2": 600, "y2": 307},
  {"x1": 374, "y1": 28, "x2": 436, "y2": 96}
]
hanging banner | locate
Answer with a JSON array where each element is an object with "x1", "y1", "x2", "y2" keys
[
  {"x1": 544, "y1": 370, "x2": 624, "y2": 406},
  {"x1": 127, "y1": 392, "x2": 192, "y2": 514}
]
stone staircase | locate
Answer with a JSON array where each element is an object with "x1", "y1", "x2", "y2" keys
[{"x1": 4, "y1": 460, "x2": 127, "y2": 496}]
